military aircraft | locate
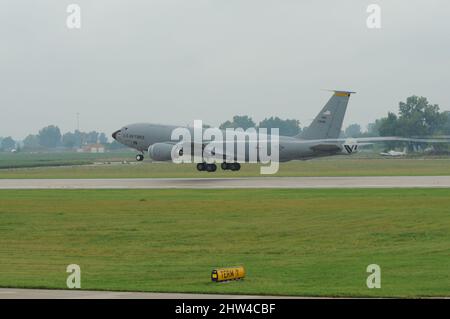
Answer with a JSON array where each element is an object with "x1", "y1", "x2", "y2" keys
[
  {"x1": 380, "y1": 148, "x2": 407, "y2": 157},
  {"x1": 111, "y1": 91, "x2": 448, "y2": 172}
]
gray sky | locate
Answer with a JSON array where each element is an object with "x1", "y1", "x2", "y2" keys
[{"x1": 1, "y1": 0, "x2": 449, "y2": 140}]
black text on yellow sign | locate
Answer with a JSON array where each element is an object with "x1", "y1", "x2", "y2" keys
[{"x1": 211, "y1": 266, "x2": 245, "y2": 282}]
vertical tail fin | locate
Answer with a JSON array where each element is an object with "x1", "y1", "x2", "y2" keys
[{"x1": 297, "y1": 90, "x2": 355, "y2": 140}]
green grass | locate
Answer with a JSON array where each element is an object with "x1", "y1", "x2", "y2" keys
[
  {"x1": 0, "y1": 189, "x2": 449, "y2": 297},
  {"x1": 2, "y1": 157, "x2": 450, "y2": 178},
  {"x1": 0, "y1": 151, "x2": 132, "y2": 169}
]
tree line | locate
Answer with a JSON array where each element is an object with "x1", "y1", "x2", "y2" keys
[
  {"x1": 218, "y1": 96, "x2": 450, "y2": 141},
  {"x1": 218, "y1": 115, "x2": 301, "y2": 137},
  {"x1": 0, "y1": 126, "x2": 114, "y2": 152},
  {"x1": 1, "y1": 95, "x2": 449, "y2": 152}
]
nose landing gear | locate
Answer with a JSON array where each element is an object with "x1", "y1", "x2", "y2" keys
[{"x1": 136, "y1": 154, "x2": 144, "y2": 161}]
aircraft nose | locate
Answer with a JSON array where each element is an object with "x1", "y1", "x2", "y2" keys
[{"x1": 112, "y1": 129, "x2": 121, "y2": 140}]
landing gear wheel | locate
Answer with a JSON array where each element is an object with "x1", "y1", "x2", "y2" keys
[
  {"x1": 136, "y1": 154, "x2": 144, "y2": 161},
  {"x1": 197, "y1": 163, "x2": 206, "y2": 171},
  {"x1": 197, "y1": 163, "x2": 217, "y2": 172},
  {"x1": 230, "y1": 163, "x2": 241, "y2": 171},
  {"x1": 221, "y1": 162, "x2": 229, "y2": 170}
]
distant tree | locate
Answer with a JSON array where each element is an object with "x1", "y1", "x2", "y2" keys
[
  {"x1": 397, "y1": 96, "x2": 446, "y2": 136},
  {"x1": 376, "y1": 112, "x2": 403, "y2": 149},
  {"x1": 441, "y1": 111, "x2": 450, "y2": 135},
  {"x1": 61, "y1": 130, "x2": 109, "y2": 147},
  {"x1": 378, "y1": 112, "x2": 400, "y2": 137},
  {"x1": 73, "y1": 130, "x2": 83, "y2": 147},
  {"x1": 378, "y1": 96, "x2": 447, "y2": 138},
  {"x1": 107, "y1": 140, "x2": 125, "y2": 150},
  {"x1": 38, "y1": 125, "x2": 62, "y2": 148},
  {"x1": 259, "y1": 117, "x2": 301, "y2": 136},
  {"x1": 219, "y1": 115, "x2": 256, "y2": 130},
  {"x1": 0, "y1": 136, "x2": 15, "y2": 151},
  {"x1": 344, "y1": 123, "x2": 362, "y2": 137},
  {"x1": 85, "y1": 131, "x2": 99, "y2": 144},
  {"x1": 23, "y1": 134, "x2": 40, "y2": 150},
  {"x1": 98, "y1": 132, "x2": 108, "y2": 144},
  {"x1": 366, "y1": 120, "x2": 382, "y2": 137},
  {"x1": 62, "y1": 132, "x2": 78, "y2": 148},
  {"x1": 219, "y1": 120, "x2": 233, "y2": 129},
  {"x1": 377, "y1": 96, "x2": 448, "y2": 150},
  {"x1": 432, "y1": 111, "x2": 450, "y2": 153},
  {"x1": 234, "y1": 116, "x2": 256, "y2": 130}
]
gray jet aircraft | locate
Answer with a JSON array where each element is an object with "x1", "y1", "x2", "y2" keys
[
  {"x1": 112, "y1": 90, "x2": 361, "y2": 172},
  {"x1": 112, "y1": 90, "x2": 448, "y2": 172}
]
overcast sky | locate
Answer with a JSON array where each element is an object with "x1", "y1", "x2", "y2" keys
[{"x1": 1, "y1": 0, "x2": 449, "y2": 140}]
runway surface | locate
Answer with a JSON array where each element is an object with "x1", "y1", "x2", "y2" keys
[
  {"x1": 1, "y1": 176, "x2": 450, "y2": 189},
  {"x1": 0, "y1": 288, "x2": 298, "y2": 299}
]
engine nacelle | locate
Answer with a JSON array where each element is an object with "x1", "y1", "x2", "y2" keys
[
  {"x1": 148, "y1": 143, "x2": 182, "y2": 161},
  {"x1": 342, "y1": 139, "x2": 359, "y2": 154}
]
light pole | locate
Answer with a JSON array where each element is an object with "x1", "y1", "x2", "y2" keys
[{"x1": 76, "y1": 113, "x2": 81, "y2": 147}]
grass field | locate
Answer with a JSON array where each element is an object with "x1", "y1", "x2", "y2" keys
[
  {"x1": 0, "y1": 151, "x2": 132, "y2": 169},
  {"x1": 0, "y1": 189, "x2": 449, "y2": 297},
  {"x1": 1, "y1": 157, "x2": 450, "y2": 178}
]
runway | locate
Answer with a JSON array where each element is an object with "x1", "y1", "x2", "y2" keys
[
  {"x1": 0, "y1": 176, "x2": 450, "y2": 189},
  {"x1": 0, "y1": 288, "x2": 298, "y2": 299}
]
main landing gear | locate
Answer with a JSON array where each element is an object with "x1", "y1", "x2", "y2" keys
[
  {"x1": 221, "y1": 162, "x2": 241, "y2": 171},
  {"x1": 196, "y1": 162, "x2": 241, "y2": 172},
  {"x1": 196, "y1": 163, "x2": 217, "y2": 172},
  {"x1": 136, "y1": 154, "x2": 144, "y2": 161}
]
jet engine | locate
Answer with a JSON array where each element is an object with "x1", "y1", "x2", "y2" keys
[
  {"x1": 342, "y1": 138, "x2": 359, "y2": 154},
  {"x1": 148, "y1": 143, "x2": 183, "y2": 161}
]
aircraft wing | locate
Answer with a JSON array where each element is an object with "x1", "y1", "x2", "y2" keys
[
  {"x1": 294, "y1": 136, "x2": 450, "y2": 145},
  {"x1": 310, "y1": 144, "x2": 342, "y2": 153}
]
